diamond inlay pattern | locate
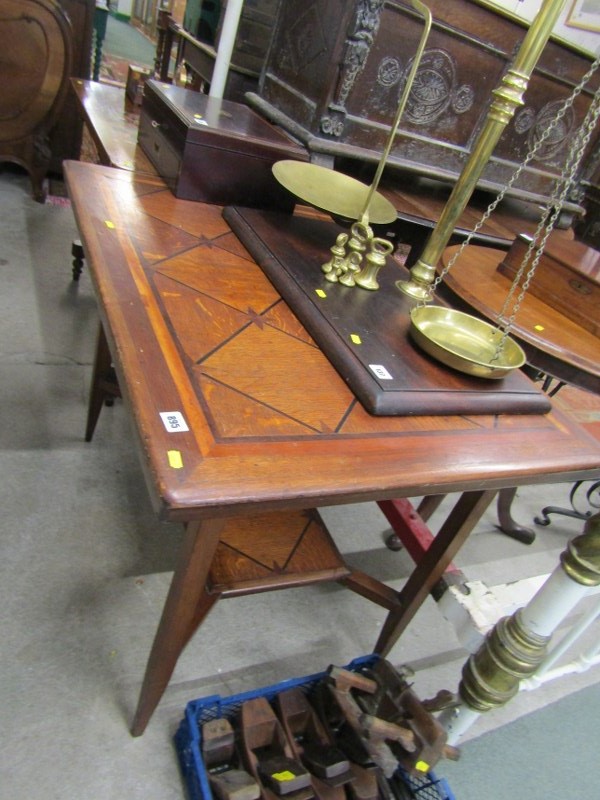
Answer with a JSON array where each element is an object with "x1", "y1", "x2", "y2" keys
[
  {"x1": 106, "y1": 174, "x2": 557, "y2": 448},
  {"x1": 149, "y1": 213, "x2": 357, "y2": 439},
  {"x1": 207, "y1": 509, "x2": 349, "y2": 591}
]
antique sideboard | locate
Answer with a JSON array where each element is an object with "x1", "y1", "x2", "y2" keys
[{"x1": 247, "y1": 0, "x2": 599, "y2": 212}]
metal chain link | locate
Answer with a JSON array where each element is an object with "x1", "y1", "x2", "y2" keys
[
  {"x1": 419, "y1": 53, "x2": 600, "y2": 309},
  {"x1": 496, "y1": 88, "x2": 600, "y2": 343}
]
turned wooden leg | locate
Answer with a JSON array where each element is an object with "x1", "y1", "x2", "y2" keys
[
  {"x1": 131, "y1": 517, "x2": 225, "y2": 736},
  {"x1": 71, "y1": 239, "x2": 85, "y2": 281}
]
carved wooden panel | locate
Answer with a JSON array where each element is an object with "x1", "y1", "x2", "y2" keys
[{"x1": 250, "y1": 0, "x2": 599, "y2": 207}]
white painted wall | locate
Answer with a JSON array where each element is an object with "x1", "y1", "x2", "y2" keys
[
  {"x1": 485, "y1": 0, "x2": 600, "y2": 55},
  {"x1": 114, "y1": 0, "x2": 134, "y2": 18}
]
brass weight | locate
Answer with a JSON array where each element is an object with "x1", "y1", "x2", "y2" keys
[{"x1": 355, "y1": 238, "x2": 394, "y2": 291}]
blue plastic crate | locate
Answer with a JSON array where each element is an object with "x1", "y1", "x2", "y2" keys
[{"x1": 174, "y1": 656, "x2": 455, "y2": 800}]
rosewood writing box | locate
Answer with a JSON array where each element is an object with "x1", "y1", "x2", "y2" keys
[{"x1": 138, "y1": 80, "x2": 308, "y2": 210}]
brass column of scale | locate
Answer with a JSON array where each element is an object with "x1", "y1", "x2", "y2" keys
[
  {"x1": 273, "y1": 0, "x2": 572, "y2": 378},
  {"x1": 398, "y1": 0, "x2": 569, "y2": 300}
]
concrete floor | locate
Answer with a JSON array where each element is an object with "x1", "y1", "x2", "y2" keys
[{"x1": 1, "y1": 166, "x2": 598, "y2": 798}]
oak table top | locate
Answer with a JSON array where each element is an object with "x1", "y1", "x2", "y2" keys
[
  {"x1": 64, "y1": 161, "x2": 600, "y2": 518},
  {"x1": 64, "y1": 160, "x2": 600, "y2": 735}
]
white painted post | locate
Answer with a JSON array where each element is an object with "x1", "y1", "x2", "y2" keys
[{"x1": 209, "y1": 0, "x2": 244, "y2": 99}]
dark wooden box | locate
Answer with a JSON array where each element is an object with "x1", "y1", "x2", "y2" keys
[
  {"x1": 138, "y1": 80, "x2": 308, "y2": 209},
  {"x1": 248, "y1": 0, "x2": 599, "y2": 209},
  {"x1": 497, "y1": 232, "x2": 600, "y2": 336},
  {"x1": 126, "y1": 64, "x2": 152, "y2": 106}
]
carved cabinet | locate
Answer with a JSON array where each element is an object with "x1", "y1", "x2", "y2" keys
[{"x1": 247, "y1": 0, "x2": 600, "y2": 208}]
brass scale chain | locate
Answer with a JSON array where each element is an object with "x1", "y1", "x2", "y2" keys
[{"x1": 422, "y1": 54, "x2": 600, "y2": 362}]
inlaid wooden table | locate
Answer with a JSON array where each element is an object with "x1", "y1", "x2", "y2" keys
[
  {"x1": 70, "y1": 78, "x2": 156, "y2": 174},
  {"x1": 64, "y1": 160, "x2": 600, "y2": 736}
]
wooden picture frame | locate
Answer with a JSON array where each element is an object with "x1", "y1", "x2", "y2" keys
[{"x1": 566, "y1": 0, "x2": 600, "y2": 33}]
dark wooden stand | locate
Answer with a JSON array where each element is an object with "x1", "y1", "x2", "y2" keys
[{"x1": 223, "y1": 206, "x2": 550, "y2": 417}]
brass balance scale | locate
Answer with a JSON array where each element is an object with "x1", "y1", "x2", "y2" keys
[{"x1": 270, "y1": 0, "x2": 599, "y2": 382}]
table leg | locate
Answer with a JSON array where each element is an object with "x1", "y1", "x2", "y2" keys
[
  {"x1": 374, "y1": 489, "x2": 496, "y2": 656},
  {"x1": 92, "y1": 6, "x2": 109, "y2": 82},
  {"x1": 416, "y1": 494, "x2": 446, "y2": 522},
  {"x1": 71, "y1": 239, "x2": 85, "y2": 281},
  {"x1": 131, "y1": 517, "x2": 225, "y2": 736},
  {"x1": 85, "y1": 322, "x2": 120, "y2": 442},
  {"x1": 497, "y1": 487, "x2": 536, "y2": 544},
  {"x1": 383, "y1": 494, "x2": 446, "y2": 551}
]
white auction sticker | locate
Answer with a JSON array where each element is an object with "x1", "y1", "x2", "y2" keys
[
  {"x1": 369, "y1": 364, "x2": 393, "y2": 380},
  {"x1": 159, "y1": 411, "x2": 190, "y2": 432}
]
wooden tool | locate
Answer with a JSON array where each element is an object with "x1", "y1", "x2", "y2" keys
[
  {"x1": 275, "y1": 687, "x2": 355, "y2": 800},
  {"x1": 346, "y1": 764, "x2": 380, "y2": 800},
  {"x1": 239, "y1": 697, "x2": 313, "y2": 800},
  {"x1": 276, "y1": 688, "x2": 352, "y2": 784},
  {"x1": 202, "y1": 718, "x2": 261, "y2": 800},
  {"x1": 354, "y1": 660, "x2": 452, "y2": 773}
]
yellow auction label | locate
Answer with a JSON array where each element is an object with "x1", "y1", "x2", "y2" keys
[
  {"x1": 415, "y1": 760, "x2": 430, "y2": 773},
  {"x1": 167, "y1": 450, "x2": 183, "y2": 469},
  {"x1": 271, "y1": 771, "x2": 296, "y2": 782},
  {"x1": 534, "y1": 324, "x2": 545, "y2": 331},
  {"x1": 350, "y1": 334, "x2": 362, "y2": 344},
  {"x1": 105, "y1": 220, "x2": 115, "y2": 229},
  {"x1": 315, "y1": 289, "x2": 327, "y2": 298}
]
